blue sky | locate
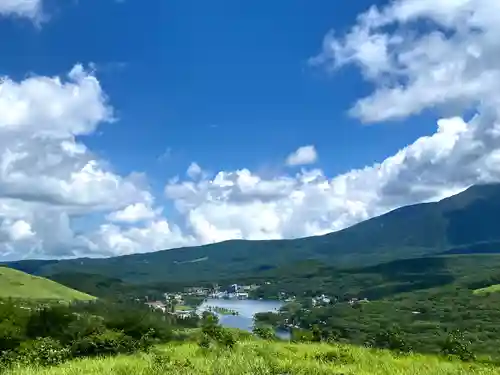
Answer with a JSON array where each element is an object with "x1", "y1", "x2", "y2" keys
[
  {"x1": 1, "y1": 0, "x2": 434, "y2": 184},
  {"x1": 0, "y1": 0, "x2": 497, "y2": 259}
]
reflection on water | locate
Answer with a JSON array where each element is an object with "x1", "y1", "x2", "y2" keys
[{"x1": 197, "y1": 299, "x2": 289, "y2": 339}]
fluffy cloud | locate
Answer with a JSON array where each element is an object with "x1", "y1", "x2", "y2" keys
[
  {"x1": 286, "y1": 145, "x2": 318, "y2": 166},
  {"x1": 0, "y1": 0, "x2": 42, "y2": 19},
  {"x1": 0, "y1": 65, "x2": 186, "y2": 259},
  {"x1": 81, "y1": 220, "x2": 195, "y2": 257},
  {"x1": 311, "y1": 0, "x2": 500, "y2": 123},
  {"x1": 106, "y1": 202, "x2": 161, "y2": 224},
  {"x1": 186, "y1": 162, "x2": 202, "y2": 179}
]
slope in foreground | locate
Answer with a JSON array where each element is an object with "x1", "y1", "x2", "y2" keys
[
  {"x1": 5, "y1": 341, "x2": 498, "y2": 375},
  {"x1": 0, "y1": 266, "x2": 95, "y2": 301}
]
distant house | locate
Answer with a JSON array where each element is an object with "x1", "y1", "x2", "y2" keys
[
  {"x1": 175, "y1": 310, "x2": 193, "y2": 319},
  {"x1": 146, "y1": 301, "x2": 166, "y2": 312},
  {"x1": 236, "y1": 292, "x2": 248, "y2": 299}
]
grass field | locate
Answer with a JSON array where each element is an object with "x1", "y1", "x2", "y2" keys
[
  {"x1": 5, "y1": 340, "x2": 500, "y2": 375},
  {"x1": 0, "y1": 267, "x2": 95, "y2": 301},
  {"x1": 174, "y1": 305, "x2": 193, "y2": 311},
  {"x1": 473, "y1": 284, "x2": 500, "y2": 295}
]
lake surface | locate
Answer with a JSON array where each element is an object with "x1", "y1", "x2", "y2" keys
[{"x1": 197, "y1": 299, "x2": 289, "y2": 338}]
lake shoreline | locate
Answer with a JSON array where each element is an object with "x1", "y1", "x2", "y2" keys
[{"x1": 196, "y1": 298, "x2": 290, "y2": 339}]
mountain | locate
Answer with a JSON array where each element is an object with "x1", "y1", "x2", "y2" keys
[
  {"x1": 0, "y1": 266, "x2": 95, "y2": 301},
  {"x1": 5, "y1": 183, "x2": 500, "y2": 284}
]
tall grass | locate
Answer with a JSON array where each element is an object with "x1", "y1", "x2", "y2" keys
[{"x1": 5, "y1": 340, "x2": 500, "y2": 375}]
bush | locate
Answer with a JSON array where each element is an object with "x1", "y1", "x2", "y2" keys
[
  {"x1": 371, "y1": 326, "x2": 412, "y2": 353},
  {"x1": 253, "y1": 325, "x2": 276, "y2": 340},
  {"x1": 71, "y1": 330, "x2": 136, "y2": 357},
  {"x1": 199, "y1": 314, "x2": 237, "y2": 350},
  {"x1": 16, "y1": 337, "x2": 71, "y2": 367},
  {"x1": 101, "y1": 304, "x2": 172, "y2": 342},
  {"x1": 217, "y1": 329, "x2": 237, "y2": 349},
  {"x1": 198, "y1": 334, "x2": 212, "y2": 349},
  {"x1": 311, "y1": 324, "x2": 322, "y2": 342},
  {"x1": 291, "y1": 328, "x2": 314, "y2": 343},
  {"x1": 0, "y1": 320, "x2": 25, "y2": 352},
  {"x1": 60, "y1": 315, "x2": 105, "y2": 344},
  {"x1": 313, "y1": 348, "x2": 355, "y2": 365},
  {"x1": 440, "y1": 330, "x2": 475, "y2": 361},
  {"x1": 25, "y1": 305, "x2": 77, "y2": 341}
]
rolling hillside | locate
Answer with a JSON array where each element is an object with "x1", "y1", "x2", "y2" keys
[
  {"x1": 0, "y1": 266, "x2": 95, "y2": 301},
  {"x1": 5, "y1": 183, "x2": 500, "y2": 284}
]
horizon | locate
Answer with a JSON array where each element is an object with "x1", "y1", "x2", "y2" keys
[{"x1": 5, "y1": 181, "x2": 487, "y2": 263}]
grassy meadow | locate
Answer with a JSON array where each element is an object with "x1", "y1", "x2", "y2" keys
[
  {"x1": 473, "y1": 284, "x2": 500, "y2": 296},
  {"x1": 0, "y1": 267, "x2": 95, "y2": 301},
  {"x1": 4, "y1": 340, "x2": 500, "y2": 375}
]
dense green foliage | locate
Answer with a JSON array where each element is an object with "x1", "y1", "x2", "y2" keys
[
  {"x1": 253, "y1": 258, "x2": 500, "y2": 361},
  {"x1": 0, "y1": 299, "x2": 199, "y2": 369},
  {"x1": 6, "y1": 184, "x2": 500, "y2": 284},
  {"x1": 0, "y1": 267, "x2": 94, "y2": 301},
  {"x1": 247, "y1": 254, "x2": 500, "y2": 300}
]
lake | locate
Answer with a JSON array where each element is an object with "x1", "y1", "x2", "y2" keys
[{"x1": 197, "y1": 298, "x2": 289, "y2": 338}]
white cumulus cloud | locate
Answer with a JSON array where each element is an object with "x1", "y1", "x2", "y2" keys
[
  {"x1": 186, "y1": 162, "x2": 202, "y2": 179},
  {"x1": 107, "y1": 202, "x2": 162, "y2": 224},
  {"x1": 0, "y1": 65, "x2": 188, "y2": 260},
  {"x1": 286, "y1": 145, "x2": 318, "y2": 166},
  {"x1": 0, "y1": 0, "x2": 42, "y2": 20}
]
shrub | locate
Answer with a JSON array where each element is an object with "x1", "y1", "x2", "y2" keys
[
  {"x1": 0, "y1": 320, "x2": 25, "y2": 352},
  {"x1": 291, "y1": 328, "x2": 314, "y2": 343},
  {"x1": 371, "y1": 326, "x2": 412, "y2": 353},
  {"x1": 102, "y1": 304, "x2": 172, "y2": 342},
  {"x1": 16, "y1": 337, "x2": 71, "y2": 367},
  {"x1": 71, "y1": 330, "x2": 136, "y2": 357},
  {"x1": 441, "y1": 330, "x2": 475, "y2": 361},
  {"x1": 60, "y1": 315, "x2": 105, "y2": 344},
  {"x1": 311, "y1": 324, "x2": 322, "y2": 342},
  {"x1": 198, "y1": 334, "x2": 212, "y2": 349},
  {"x1": 253, "y1": 325, "x2": 277, "y2": 340},
  {"x1": 199, "y1": 314, "x2": 237, "y2": 350},
  {"x1": 25, "y1": 305, "x2": 76, "y2": 341},
  {"x1": 313, "y1": 348, "x2": 354, "y2": 365},
  {"x1": 217, "y1": 329, "x2": 237, "y2": 349}
]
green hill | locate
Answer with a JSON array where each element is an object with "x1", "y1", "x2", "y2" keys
[
  {"x1": 0, "y1": 266, "x2": 95, "y2": 301},
  {"x1": 5, "y1": 183, "x2": 500, "y2": 284}
]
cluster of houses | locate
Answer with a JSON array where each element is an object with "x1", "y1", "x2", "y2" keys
[
  {"x1": 144, "y1": 283, "x2": 261, "y2": 317},
  {"x1": 209, "y1": 283, "x2": 258, "y2": 299}
]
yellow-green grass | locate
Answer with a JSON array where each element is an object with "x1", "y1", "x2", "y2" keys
[
  {"x1": 473, "y1": 284, "x2": 500, "y2": 295},
  {"x1": 0, "y1": 267, "x2": 95, "y2": 301},
  {"x1": 5, "y1": 340, "x2": 500, "y2": 375},
  {"x1": 174, "y1": 305, "x2": 192, "y2": 311}
]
